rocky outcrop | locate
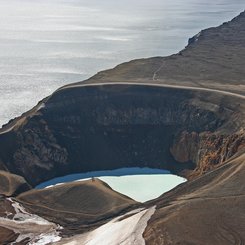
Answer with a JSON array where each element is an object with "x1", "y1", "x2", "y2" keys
[
  {"x1": 171, "y1": 129, "x2": 245, "y2": 178},
  {"x1": 0, "y1": 171, "x2": 31, "y2": 196},
  {"x1": 170, "y1": 131, "x2": 200, "y2": 163},
  {"x1": 0, "y1": 117, "x2": 68, "y2": 185}
]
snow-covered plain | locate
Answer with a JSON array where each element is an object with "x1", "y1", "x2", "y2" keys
[
  {"x1": 0, "y1": 198, "x2": 62, "y2": 245},
  {"x1": 55, "y1": 206, "x2": 156, "y2": 245}
]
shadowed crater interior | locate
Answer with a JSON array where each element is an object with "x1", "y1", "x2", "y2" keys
[{"x1": 0, "y1": 84, "x2": 243, "y2": 186}]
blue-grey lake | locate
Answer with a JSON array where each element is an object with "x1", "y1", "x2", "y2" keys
[{"x1": 0, "y1": 0, "x2": 244, "y2": 125}]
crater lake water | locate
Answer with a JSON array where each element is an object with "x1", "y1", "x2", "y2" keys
[
  {"x1": 36, "y1": 168, "x2": 187, "y2": 202},
  {"x1": 0, "y1": 0, "x2": 244, "y2": 126}
]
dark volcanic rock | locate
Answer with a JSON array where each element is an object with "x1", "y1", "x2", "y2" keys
[{"x1": 0, "y1": 226, "x2": 19, "y2": 245}]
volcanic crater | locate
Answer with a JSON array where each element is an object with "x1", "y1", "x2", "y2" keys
[{"x1": 0, "y1": 10, "x2": 245, "y2": 245}]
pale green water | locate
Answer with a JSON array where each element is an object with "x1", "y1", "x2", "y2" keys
[
  {"x1": 98, "y1": 175, "x2": 186, "y2": 202},
  {"x1": 37, "y1": 168, "x2": 186, "y2": 202}
]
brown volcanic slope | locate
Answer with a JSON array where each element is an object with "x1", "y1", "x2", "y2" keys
[
  {"x1": 0, "y1": 197, "x2": 19, "y2": 244},
  {"x1": 17, "y1": 178, "x2": 137, "y2": 234},
  {"x1": 144, "y1": 152, "x2": 245, "y2": 245},
  {"x1": 0, "y1": 170, "x2": 31, "y2": 196},
  {"x1": 0, "y1": 10, "x2": 244, "y2": 245},
  {"x1": 78, "y1": 11, "x2": 245, "y2": 95}
]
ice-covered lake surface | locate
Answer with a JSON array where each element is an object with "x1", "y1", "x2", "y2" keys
[
  {"x1": 0, "y1": 0, "x2": 244, "y2": 126},
  {"x1": 36, "y1": 168, "x2": 186, "y2": 202}
]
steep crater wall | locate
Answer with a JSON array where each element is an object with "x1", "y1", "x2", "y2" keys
[{"x1": 0, "y1": 84, "x2": 244, "y2": 186}]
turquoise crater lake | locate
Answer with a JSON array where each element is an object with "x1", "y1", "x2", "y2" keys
[{"x1": 36, "y1": 168, "x2": 186, "y2": 202}]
